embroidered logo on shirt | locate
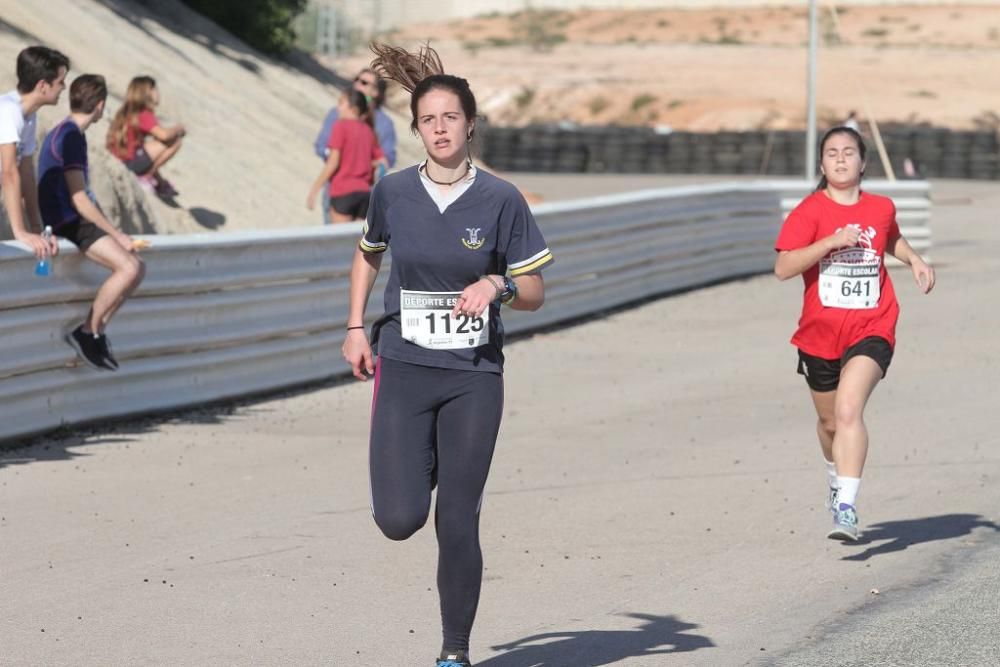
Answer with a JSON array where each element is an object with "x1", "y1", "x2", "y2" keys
[{"x1": 462, "y1": 227, "x2": 485, "y2": 250}]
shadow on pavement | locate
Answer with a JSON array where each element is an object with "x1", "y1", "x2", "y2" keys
[
  {"x1": 0, "y1": 404, "x2": 256, "y2": 469},
  {"x1": 479, "y1": 612, "x2": 714, "y2": 667},
  {"x1": 842, "y1": 514, "x2": 1000, "y2": 561},
  {"x1": 0, "y1": 374, "x2": 359, "y2": 468},
  {"x1": 0, "y1": 429, "x2": 154, "y2": 470},
  {"x1": 189, "y1": 206, "x2": 227, "y2": 229}
]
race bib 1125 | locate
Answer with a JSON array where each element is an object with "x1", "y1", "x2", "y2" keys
[{"x1": 400, "y1": 289, "x2": 489, "y2": 349}]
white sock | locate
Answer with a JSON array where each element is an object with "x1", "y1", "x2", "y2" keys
[
  {"x1": 825, "y1": 460, "x2": 838, "y2": 489},
  {"x1": 836, "y1": 476, "x2": 861, "y2": 507}
]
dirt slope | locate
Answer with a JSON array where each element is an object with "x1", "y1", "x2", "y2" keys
[
  {"x1": 360, "y1": 4, "x2": 1000, "y2": 131},
  {"x1": 0, "y1": 0, "x2": 420, "y2": 237}
]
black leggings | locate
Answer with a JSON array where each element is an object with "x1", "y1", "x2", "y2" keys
[{"x1": 369, "y1": 356, "x2": 504, "y2": 653}]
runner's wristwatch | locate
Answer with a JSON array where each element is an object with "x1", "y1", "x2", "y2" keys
[{"x1": 499, "y1": 276, "x2": 517, "y2": 305}]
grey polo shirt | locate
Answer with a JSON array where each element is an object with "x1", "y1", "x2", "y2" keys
[{"x1": 360, "y1": 165, "x2": 553, "y2": 373}]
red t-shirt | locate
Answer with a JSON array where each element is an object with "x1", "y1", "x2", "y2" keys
[
  {"x1": 326, "y1": 119, "x2": 383, "y2": 197},
  {"x1": 775, "y1": 191, "x2": 901, "y2": 359},
  {"x1": 113, "y1": 109, "x2": 159, "y2": 161}
]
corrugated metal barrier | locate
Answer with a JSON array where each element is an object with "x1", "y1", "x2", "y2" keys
[{"x1": 0, "y1": 180, "x2": 930, "y2": 443}]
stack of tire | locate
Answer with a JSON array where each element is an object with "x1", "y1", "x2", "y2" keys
[
  {"x1": 967, "y1": 132, "x2": 1000, "y2": 180},
  {"x1": 480, "y1": 126, "x2": 516, "y2": 171},
  {"x1": 481, "y1": 126, "x2": 590, "y2": 173},
  {"x1": 479, "y1": 125, "x2": 999, "y2": 179}
]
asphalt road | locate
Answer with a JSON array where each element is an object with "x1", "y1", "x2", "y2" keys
[{"x1": 1, "y1": 179, "x2": 997, "y2": 666}]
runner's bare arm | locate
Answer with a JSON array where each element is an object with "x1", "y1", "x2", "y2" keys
[
  {"x1": 775, "y1": 226, "x2": 861, "y2": 280},
  {"x1": 509, "y1": 273, "x2": 544, "y2": 311},
  {"x1": 453, "y1": 272, "x2": 546, "y2": 318},
  {"x1": 342, "y1": 247, "x2": 382, "y2": 380},
  {"x1": 887, "y1": 233, "x2": 935, "y2": 294}
]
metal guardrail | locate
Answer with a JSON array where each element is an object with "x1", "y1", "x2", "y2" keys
[{"x1": 0, "y1": 180, "x2": 930, "y2": 444}]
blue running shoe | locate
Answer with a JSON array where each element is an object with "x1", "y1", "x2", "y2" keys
[
  {"x1": 827, "y1": 502, "x2": 859, "y2": 541},
  {"x1": 437, "y1": 651, "x2": 472, "y2": 667}
]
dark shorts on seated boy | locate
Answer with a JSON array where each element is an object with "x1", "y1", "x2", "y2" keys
[{"x1": 55, "y1": 219, "x2": 108, "y2": 252}]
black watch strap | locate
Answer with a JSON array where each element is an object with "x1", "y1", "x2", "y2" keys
[{"x1": 500, "y1": 276, "x2": 517, "y2": 304}]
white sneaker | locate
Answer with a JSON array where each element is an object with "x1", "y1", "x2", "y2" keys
[
  {"x1": 825, "y1": 486, "x2": 839, "y2": 516},
  {"x1": 827, "y1": 503, "x2": 859, "y2": 541}
]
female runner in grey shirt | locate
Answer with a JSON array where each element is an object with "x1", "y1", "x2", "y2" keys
[{"x1": 342, "y1": 43, "x2": 554, "y2": 667}]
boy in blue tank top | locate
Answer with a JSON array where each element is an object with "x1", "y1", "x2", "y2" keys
[{"x1": 37, "y1": 74, "x2": 145, "y2": 371}]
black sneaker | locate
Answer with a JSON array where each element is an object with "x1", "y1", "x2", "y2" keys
[
  {"x1": 95, "y1": 334, "x2": 119, "y2": 370},
  {"x1": 67, "y1": 326, "x2": 115, "y2": 371}
]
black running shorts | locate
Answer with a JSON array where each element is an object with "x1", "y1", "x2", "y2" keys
[
  {"x1": 330, "y1": 190, "x2": 370, "y2": 220},
  {"x1": 797, "y1": 336, "x2": 893, "y2": 392}
]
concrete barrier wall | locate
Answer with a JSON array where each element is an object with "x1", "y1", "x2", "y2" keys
[{"x1": 0, "y1": 180, "x2": 930, "y2": 444}]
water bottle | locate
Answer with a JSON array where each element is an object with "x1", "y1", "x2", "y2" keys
[{"x1": 34, "y1": 225, "x2": 53, "y2": 277}]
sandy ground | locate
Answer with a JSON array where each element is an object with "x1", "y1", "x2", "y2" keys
[
  {"x1": 1, "y1": 178, "x2": 997, "y2": 665},
  {"x1": 360, "y1": 4, "x2": 1000, "y2": 130}
]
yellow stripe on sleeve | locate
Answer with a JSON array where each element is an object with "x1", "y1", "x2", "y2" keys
[
  {"x1": 509, "y1": 252, "x2": 553, "y2": 276},
  {"x1": 359, "y1": 238, "x2": 387, "y2": 254}
]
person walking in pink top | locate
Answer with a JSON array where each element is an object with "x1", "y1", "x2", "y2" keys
[{"x1": 306, "y1": 89, "x2": 387, "y2": 222}]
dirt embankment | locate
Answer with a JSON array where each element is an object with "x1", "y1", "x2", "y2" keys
[
  {"x1": 0, "y1": 0, "x2": 421, "y2": 238},
  {"x1": 345, "y1": 4, "x2": 1000, "y2": 132}
]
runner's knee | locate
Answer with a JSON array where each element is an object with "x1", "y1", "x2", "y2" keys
[
  {"x1": 834, "y1": 401, "x2": 863, "y2": 429},
  {"x1": 818, "y1": 416, "x2": 837, "y2": 439},
  {"x1": 374, "y1": 506, "x2": 428, "y2": 541}
]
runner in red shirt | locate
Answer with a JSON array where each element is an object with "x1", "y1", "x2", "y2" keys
[
  {"x1": 306, "y1": 89, "x2": 386, "y2": 222},
  {"x1": 775, "y1": 126, "x2": 935, "y2": 541}
]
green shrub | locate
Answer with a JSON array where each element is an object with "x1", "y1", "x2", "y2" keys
[
  {"x1": 515, "y1": 87, "x2": 536, "y2": 109},
  {"x1": 514, "y1": 9, "x2": 568, "y2": 51},
  {"x1": 180, "y1": 0, "x2": 308, "y2": 56},
  {"x1": 588, "y1": 96, "x2": 609, "y2": 115},
  {"x1": 631, "y1": 94, "x2": 657, "y2": 111}
]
